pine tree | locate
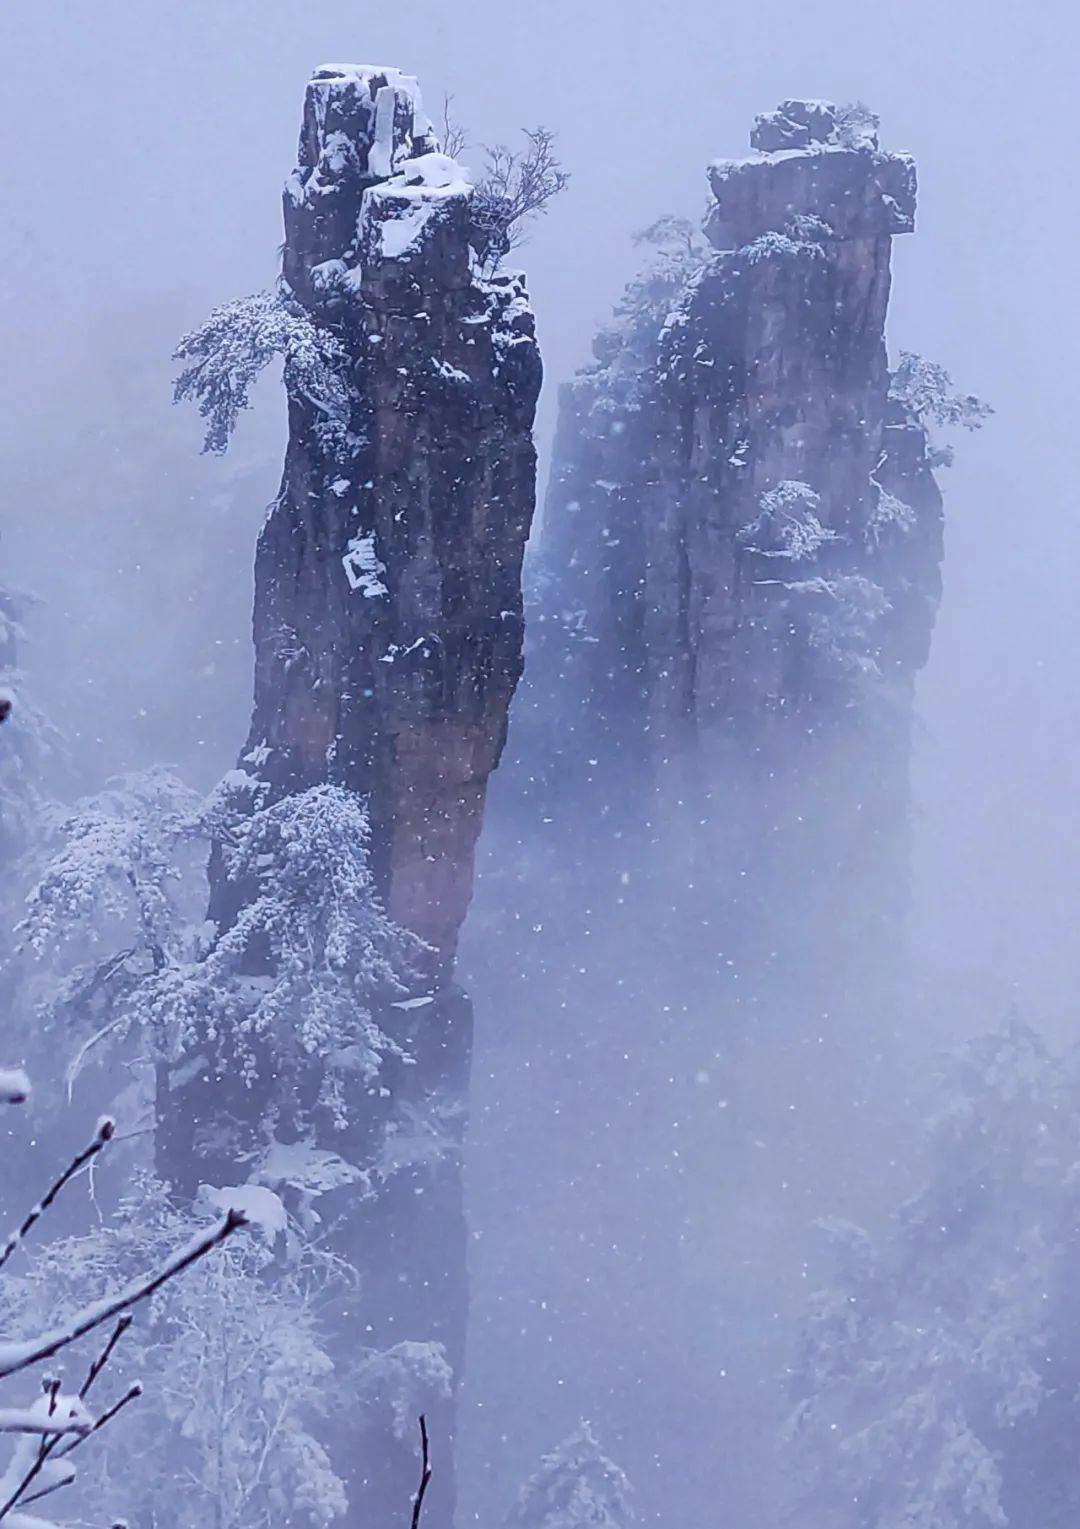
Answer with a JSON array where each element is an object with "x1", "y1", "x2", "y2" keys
[
  {"x1": 507, "y1": 1422, "x2": 635, "y2": 1529},
  {"x1": 785, "y1": 1019, "x2": 1080, "y2": 1529}
]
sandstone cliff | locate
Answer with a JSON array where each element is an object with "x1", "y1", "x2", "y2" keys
[
  {"x1": 542, "y1": 99, "x2": 940, "y2": 775},
  {"x1": 252, "y1": 63, "x2": 540, "y2": 964},
  {"x1": 463, "y1": 103, "x2": 953, "y2": 1524},
  {"x1": 164, "y1": 64, "x2": 541, "y2": 1528}
]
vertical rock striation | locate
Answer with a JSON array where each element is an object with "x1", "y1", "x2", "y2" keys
[
  {"x1": 256, "y1": 64, "x2": 540, "y2": 965},
  {"x1": 547, "y1": 101, "x2": 938, "y2": 746},
  {"x1": 165, "y1": 64, "x2": 540, "y2": 1528},
  {"x1": 540, "y1": 101, "x2": 941, "y2": 960},
  {"x1": 465, "y1": 104, "x2": 947, "y2": 1524}
]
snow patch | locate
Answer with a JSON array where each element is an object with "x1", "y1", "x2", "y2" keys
[
  {"x1": 342, "y1": 532, "x2": 388, "y2": 597},
  {"x1": 199, "y1": 1184, "x2": 286, "y2": 1240}
]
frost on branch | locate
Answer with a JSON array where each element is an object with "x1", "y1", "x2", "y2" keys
[
  {"x1": 354, "y1": 1342, "x2": 452, "y2": 1442},
  {"x1": 0, "y1": 1169, "x2": 341, "y2": 1529},
  {"x1": 173, "y1": 286, "x2": 350, "y2": 454},
  {"x1": 888, "y1": 350, "x2": 993, "y2": 458},
  {"x1": 17, "y1": 771, "x2": 422, "y2": 1124},
  {"x1": 738, "y1": 481, "x2": 837, "y2": 562},
  {"x1": 17, "y1": 767, "x2": 201, "y2": 966},
  {"x1": 783, "y1": 574, "x2": 891, "y2": 680},
  {"x1": 182, "y1": 782, "x2": 427, "y2": 1114},
  {"x1": 0, "y1": 1097, "x2": 243, "y2": 1527},
  {"x1": 506, "y1": 1421, "x2": 635, "y2": 1529},
  {"x1": 14, "y1": 767, "x2": 208, "y2": 1084}
]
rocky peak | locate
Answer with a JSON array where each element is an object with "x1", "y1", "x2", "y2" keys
[
  {"x1": 284, "y1": 63, "x2": 473, "y2": 308},
  {"x1": 707, "y1": 99, "x2": 916, "y2": 249}
]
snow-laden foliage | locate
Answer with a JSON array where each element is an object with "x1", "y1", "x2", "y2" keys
[
  {"x1": 14, "y1": 766, "x2": 207, "y2": 1088},
  {"x1": 174, "y1": 286, "x2": 351, "y2": 454},
  {"x1": 784, "y1": 574, "x2": 891, "y2": 679},
  {"x1": 865, "y1": 484, "x2": 916, "y2": 549},
  {"x1": 742, "y1": 228, "x2": 824, "y2": 265},
  {"x1": 0, "y1": 589, "x2": 61, "y2": 869},
  {"x1": 17, "y1": 772, "x2": 423, "y2": 1121},
  {"x1": 889, "y1": 351, "x2": 993, "y2": 435},
  {"x1": 17, "y1": 766, "x2": 202, "y2": 966},
  {"x1": 785, "y1": 1020, "x2": 1080, "y2": 1529},
  {"x1": 833, "y1": 100, "x2": 881, "y2": 150},
  {"x1": 738, "y1": 481, "x2": 837, "y2": 562},
  {"x1": 0, "y1": 1100, "x2": 244, "y2": 1529},
  {"x1": 590, "y1": 216, "x2": 709, "y2": 385},
  {"x1": 354, "y1": 1341, "x2": 452, "y2": 1441},
  {"x1": 507, "y1": 1421, "x2": 635, "y2": 1529},
  {"x1": 0, "y1": 1172, "x2": 347, "y2": 1529},
  {"x1": 178, "y1": 781, "x2": 426, "y2": 1112}
]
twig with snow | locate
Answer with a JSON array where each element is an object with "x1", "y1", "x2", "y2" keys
[
  {"x1": 0, "y1": 1119, "x2": 115, "y2": 1276},
  {"x1": 0, "y1": 1209, "x2": 247, "y2": 1382}
]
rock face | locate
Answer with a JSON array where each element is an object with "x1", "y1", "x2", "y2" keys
[
  {"x1": 253, "y1": 64, "x2": 540, "y2": 966},
  {"x1": 464, "y1": 107, "x2": 946, "y2": 1524},
  {"x1": 542, "y1": 101, "x2": 939, "y2": 781},
  {"x1": 165, "y1": 64, "x2": 540, "y2": 1529}
]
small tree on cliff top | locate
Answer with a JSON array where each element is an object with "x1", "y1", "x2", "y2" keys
[{"x1": 469, "y1": 126, "x2": 570, "y2": 272}]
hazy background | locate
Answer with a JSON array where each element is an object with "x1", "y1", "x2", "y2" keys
[{"x1": 2, "y1": 0, "x2": 1077, "y2": 1520}]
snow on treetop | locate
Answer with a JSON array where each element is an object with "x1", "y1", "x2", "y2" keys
[{"x1": 199, "y1": 1184, "x2": 286, "y2": 1240}]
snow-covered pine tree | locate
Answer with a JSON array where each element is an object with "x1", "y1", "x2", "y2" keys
[
  {"x1": 785, "y1": 1019, "x2": 1080, "y2": 1529},
  {"x1": 16, "y1": 770, "x2": 423, "y2": 1179},
  {"x1": 507, "y1": 1422, "x2": 635, "y2": 1529}
]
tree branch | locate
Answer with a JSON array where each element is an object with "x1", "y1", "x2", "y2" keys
[
  {"x1": 410, "y1": 1414, "x2": 432, "y2": 1529},
  {"x1": 0, "y1": 1118, "x2": 115, "y2": 1275},
  {"x1": 0, "y1": 1210, "x2": 247, "y2": 1382}
]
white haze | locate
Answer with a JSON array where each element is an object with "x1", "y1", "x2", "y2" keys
[{"x1": 1, "y1": 0, "x2": 1077, "y2": 1522}]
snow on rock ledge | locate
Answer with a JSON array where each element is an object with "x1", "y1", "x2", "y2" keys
[{"x1": 707, "y1": 98, "x2": 916, "y2": 249}]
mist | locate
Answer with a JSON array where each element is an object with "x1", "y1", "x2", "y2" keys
[{"x1": 1, "y1": 4, "x2": 1076, "y2": 1528}]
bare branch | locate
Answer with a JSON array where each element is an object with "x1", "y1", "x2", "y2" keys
[
  {"x1": 0, "y1": 1118, "x2": 115, "y2": 1275},
  {"x1": 439, "y1": 94, "x2": 469, "y2": 161},
  {"x1": 410, "y1": 1414, "x2": 432, "y2": 1529},
  {"x1": 9, "y1": 1467, "x2": 76, "y2": 1512},
  {"x1": 0, "y1": 1210, "x2": 247, "y2": 1382},
  {"x1": 470, "y1": 125, "x2": 569, "y2": 273},
  {"x1": 54, "y1": 1385, "x2": 143, "y2": 1462},
  {"x1": 78, "y1": 1316, "x2": 132, "y2": 1401}
]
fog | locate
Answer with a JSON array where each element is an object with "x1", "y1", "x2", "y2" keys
[{"x1": 2, "y1": 2, "x2": 1077, "y2": 1525}]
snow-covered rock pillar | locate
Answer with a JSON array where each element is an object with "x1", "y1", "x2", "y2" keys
[
  {"x1": 164, "y1": 64, "x2": 540, "y2": 1528},
  {"x1": 544, "y1": 100, "x2": 937, "y2": 760},
  {"x1": 539, "y1": 101, "x2": 941, "y2": 942},
  {"x1": 512, "y1": 110, "x2": 945, "y2": 1487},
  {"x1": 256, "y1": 64, "x2": 540, "y2": 966}
]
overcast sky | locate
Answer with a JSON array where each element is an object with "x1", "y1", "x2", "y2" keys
[
  {"x1": 2, "y1": 0, "x2": 1077, "y2": 1107},
  {"x1": 3, "y1": 6, "x2": 1078, "y2": 1523}
]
